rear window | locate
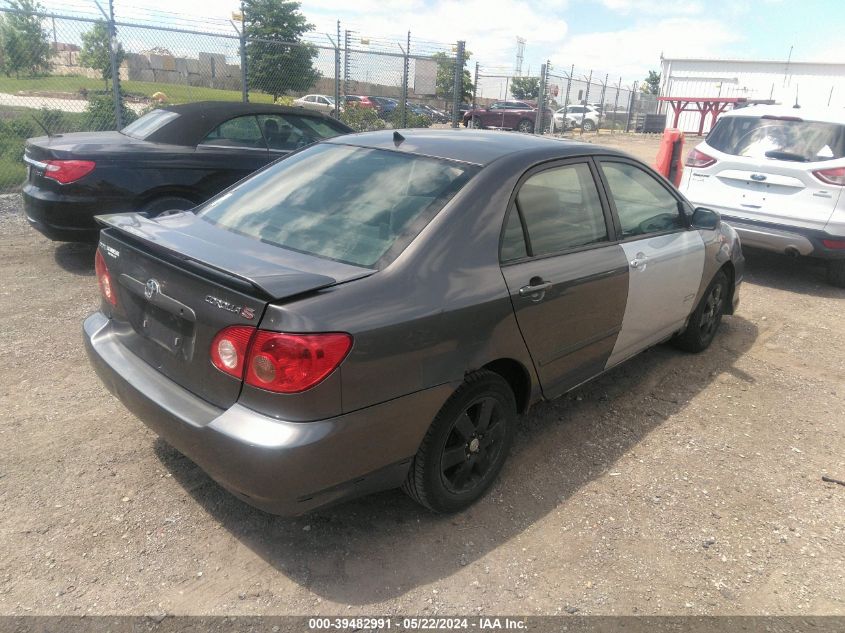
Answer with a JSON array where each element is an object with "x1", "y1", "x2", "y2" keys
[
  {"x1": 121, "y1": 109, "x2": 179, "y2": 139},
  {"x1": 198, "y1": 143, "x2": 478, "y2": 268},
  {"x1": 707, "y1": 116, "x2": 845, "y2": 162}
]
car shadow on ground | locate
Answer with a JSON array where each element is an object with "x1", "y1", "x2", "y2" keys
[
  {"x1": 154, "y1": 314, "x2": 758, "y2": 605},
  {"x1": 742, "y1": 247, "x2": 844, "y2": 298},
  {"x1": 53, "y1": 242, "x2": 96, "y2": 276}
]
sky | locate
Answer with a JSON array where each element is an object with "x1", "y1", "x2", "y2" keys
[{"x1": 40, "y1": 0, "x2": 845, "y2": 84}]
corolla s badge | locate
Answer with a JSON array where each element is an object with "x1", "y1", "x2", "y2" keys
[
  {"x1": 205, "y1": 295, "x2": 255, "y2": 320},
  {"x1": 750, "y1": 173, "x2": 767, "y2": 181},
  {"x1": 144, "y1": 279, "x2": 161, "y2": 300}
]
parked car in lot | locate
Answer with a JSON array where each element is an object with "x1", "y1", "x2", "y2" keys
[
  {"x1": 680, "y1": 105, "x2": 845, "y2": 287},
  {"x1": 463, "y1": 101, "x2": 552, "y2": 133},
  {"x1": 85, "y1": 129, "x2": 743, "y2": 516},
  {"x1": 368, "y1": 96, "x2": 399, "y2": 118},
  {"x1": 23, "y1": 101, "x2": 352, "y2": 242},
  {"x1": 292, "y1": 94, "x2": 338, "y2": 115},
  {"x1": 552, "y1": 104, "x2": 600, "y2": 133},
  {"x1": 344, "y1": 95, "x2": 378, "y2": 110}
]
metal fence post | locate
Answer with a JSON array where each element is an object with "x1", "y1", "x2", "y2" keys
[
  {"x1": 343, "y1": 29, "x2": 350, "y2": 100},
  {"x1": 535, "y1": 62, "x2": 547, "y2": 135},
  {"x1": 451, "y1": 40, "x2": 465, "y2": 128},
  {"x1": 239, "y1": 1, "x2": 248, "y2": 103},
  {"x1": 333, "y1": 21, "x2": 341, "y2": 115},
  {"x1": 611, "y1": 77, "x2": 621, "y2": 134},
  {"x1": 106, "y1": 0, "x2": 122, "y2": 129},
  {"x1": 563, "y1": 64, "x2": 573, "y2": 129},
  {"x1": 597, "y1": 73, "x2": 608, "y2": 131},
  {"x1": 625, "y1": 82, "x2": 637, "y2": 133},
  {"x1": 580, "y1": 70, "x2": 592, "y2": 136},
  {"x1": 472, "y1": 61, "x2": 479, "y2": 109},
  {"x1": 400, "y1": 31, "x2": 410, "y2": 128}
]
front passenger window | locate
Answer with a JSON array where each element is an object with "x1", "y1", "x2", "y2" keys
[{"x1": 600, "y1": 161, "x2": 683, "y2": 237}]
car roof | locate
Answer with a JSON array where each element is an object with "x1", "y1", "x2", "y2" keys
[
  {"x1": 721, "y1": 104, "x2": 845, "y2": 125},
  {"x1": 146, "y1": 101, "x2": 349, "y2": 145},
  {"x1": 325, "y1": 128, "x2": 625, "y2": 166}
]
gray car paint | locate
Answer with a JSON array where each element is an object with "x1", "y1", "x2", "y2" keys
[{"x1": 84, "y1": 129, "x2": 744, "y2": 515}]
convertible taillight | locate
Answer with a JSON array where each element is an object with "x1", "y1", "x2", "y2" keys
[
  {"x1": 245, "y1": 331, "x2": 352, "y2": 393},
  {"x1": 43, "y1": 159, "x2": 96, "y2": 184},
  {"x1": 685, "y1": 148, "x2": 716, "y2": 168},
  {"x1": 821, "y1": 239, "x2": 845, "y2": 250},
  {"x1": 813, "y1": 167, "x2": 845, "y2": 186},
  {"x1": 94, "y1": 249, "x2": 117, "y2": 307},
  {"x1": 210, "y1": 328, "x2": 353, "y2": 392}
]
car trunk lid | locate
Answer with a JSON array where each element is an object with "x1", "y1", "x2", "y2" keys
[{"x1": 96, "y1": 211, "x2": 372, "y2": 409}]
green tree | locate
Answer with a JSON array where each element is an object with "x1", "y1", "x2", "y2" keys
[
  {"x1": 79, "y1": 20, "x2": 125, "y2": 88},
  {"x1": 642, "y1": 70, "x2": 661, "y2": 95},
  {"x1": 0, "y1": 0, "x2": 52, "y2": 78},
  {"x1": 509, "y1": 76, "x2": 539, "y2": 100},
  {"x1": 84, "y1": 93, "x2": 137, "y2": 131},
  {"x1": 433, "y1": 50, "x2": 473, "y2": 104},
  {"x1": 243, "y1": 0, "x2": 320, "y2": 101}
]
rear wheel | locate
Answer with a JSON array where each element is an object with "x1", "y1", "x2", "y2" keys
[
  {"x1": 402, "y1": 370, "x2": 516, "y2": 513},
  {"x1": 516, "y1": 118, "x2": 534, "y2": 133},
  {"x1": 673, "y1": 270, "x2": 729, "y2": 353},
  {"x1": 827, "y1": 260, "x2": 845, "y2": 288},
  {"x1": 472, "y1": 116, "x2": 483, "y2": 129},
  {"x1": 140, "y1": 196, "x2": 195, "y2": 217}
]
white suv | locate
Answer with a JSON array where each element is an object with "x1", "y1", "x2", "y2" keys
[
  {"x1": 551, "y1": 105, "x2": 599, "y2": 133},
  {"x1": 680, "y1": 106, "x2": 845, "y2": 287}
]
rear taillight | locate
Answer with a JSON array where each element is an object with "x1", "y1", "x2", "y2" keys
[
  {"x1": 813, "y1": 167, "x2": 845, "y2": 186},
  {"x1": 43, "y1": 159, "x2": 96, "y2": 184},
  {"x1": 210, "y1": 325, "x2": 256, "y2": 379},
  {"x1": 245, "y1": 332, "x2": 352, "y2": 393},
  {"x1": 94, "y1": 249, "x2": 117, "y2": 306},
  {"x1": 685, "y1": 148, "x2": 717, "y2": 168},
  {"x1": 822, "y1": 239, "x2": 845, "y2": 250}
]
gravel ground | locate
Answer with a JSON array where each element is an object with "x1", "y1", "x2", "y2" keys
[{"x1": 1, "y1": 135, "x2": 844, "y2": 617}]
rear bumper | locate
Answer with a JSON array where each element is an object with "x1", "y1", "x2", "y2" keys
[
  {"x1": 23, "y1": 183, "x2": 115, "y2": 242},
  {"x1": 721, "y1": 215, "x2": 845, "y2": 260},
  {"x1": 83, "y1": 312, "x2": 452, "y2": 516}
]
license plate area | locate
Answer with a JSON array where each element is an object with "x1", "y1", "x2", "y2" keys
[{"x1": 138, "y1": 300, "x2": 194, "y2": 357}]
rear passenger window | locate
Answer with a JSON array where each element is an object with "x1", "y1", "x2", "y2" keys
[
  {"x1": 512, "y1": 163, "x2": 607, "y2": 257},
  {"x1": 201, "y1": 115, "x2": 265, "y2": 149},
  {"x1": 600, "y1": 161, "x2": 683, "y2": 238}
]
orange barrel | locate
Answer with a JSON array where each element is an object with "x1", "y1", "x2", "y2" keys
[{"x1": 653, "y1": 128, "x2": 685, "y2": 187}]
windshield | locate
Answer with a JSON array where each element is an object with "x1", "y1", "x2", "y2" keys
[
  {"x1": 121, "y1": 109, "x2": 179, "y2": 139},
  {"x1": 198, "y1": 143, "x2": 478, "y2": 268},
  {"x1": 707, "y1": 116, "x2": 845, "y2": 162}
]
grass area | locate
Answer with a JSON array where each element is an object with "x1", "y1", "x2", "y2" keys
[
  {"x1": 0, "y1": 156, "x2": 25, "y2": 187},
  {"x1": 0, "y1": 74, "x2": 276, "y2": 104}
]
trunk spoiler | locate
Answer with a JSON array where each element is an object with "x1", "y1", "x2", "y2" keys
[{"x1": 95, "y1": 212, "x2": 360, "y2": 300}]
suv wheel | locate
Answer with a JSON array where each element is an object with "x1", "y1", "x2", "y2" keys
[
  {"x1": 827, "y1": 260, "x2": 845, "y2": 288},
  {"x1": 402, "y1": 370, "x2": 516, "y2": 513},
  {"x1": 472, "y1": 116, "x2": 483, "y2": 129},
  {"x1": 582, "y1": 119, "x2": 596, "y2": 132}
]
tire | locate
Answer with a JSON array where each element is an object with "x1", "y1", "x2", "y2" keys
[
  {"x1": 582, "y1": 119, "x2": 596, "y2": 132},
  {"x1": 472, "y1": 116, "x2": 483, "y2": 129},
  {"x1": 516, "y1": 118, "x2": 534, "y2": 133},
  {"x1": 827, "y1": 260, "x2": 845, "y2": 288},
  {"x1": 402, "y1": 370, "x2": 517, "y2": 513},
  {"x1": 140, "y1": 196, "x2": 195, "y2": 217},
  {"x1": 673, "y1": 270, "x2": 729, "y2": 353}
]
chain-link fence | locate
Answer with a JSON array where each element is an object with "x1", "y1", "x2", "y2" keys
[{"x1": 0, "y1": 3, "x2": 465, "y2": 191}]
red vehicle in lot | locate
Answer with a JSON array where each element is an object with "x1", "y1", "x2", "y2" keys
[
  {"x1": 462, "y1": 101, "x2": 553, "y2": 133},
  {"x1": 344, "y1": 95, "x2": 378, "y2": 110}
]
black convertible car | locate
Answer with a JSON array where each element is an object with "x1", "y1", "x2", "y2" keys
[{"x1": 23, "y1": 101, "x2": 352, "y2": 241}]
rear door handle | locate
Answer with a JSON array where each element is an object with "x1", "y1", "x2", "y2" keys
[
  {"x1": 630, "y1": 253, "x2": 648, "y2": 270},
  {"x1": 519, "y1": 280, "x2": 553, "y2": 298}
]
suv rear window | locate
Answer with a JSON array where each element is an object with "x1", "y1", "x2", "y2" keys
[
  {"x1": 198, "y1": 143, "x2": 477, "y2": 268},
  {"x1": 707, "y1": 116, "x2": 845, "y2": 162}
]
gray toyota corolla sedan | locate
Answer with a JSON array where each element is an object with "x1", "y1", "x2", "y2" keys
[{"x1": 84, "y1": 129, "x2": 744, "y2": 515}]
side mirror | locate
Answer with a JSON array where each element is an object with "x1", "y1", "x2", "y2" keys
[{"x1": 691, "y1": 207, "x2": 720, "y2": 230}]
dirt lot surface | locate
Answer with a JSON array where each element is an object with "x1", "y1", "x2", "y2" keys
[{"x1": 1, "y1": 133, "x2": 844, "y2": 617}]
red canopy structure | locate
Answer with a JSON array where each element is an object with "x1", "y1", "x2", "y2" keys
[{"x1": 658, "y1": 97, "x2": 748, "y2": 135}]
